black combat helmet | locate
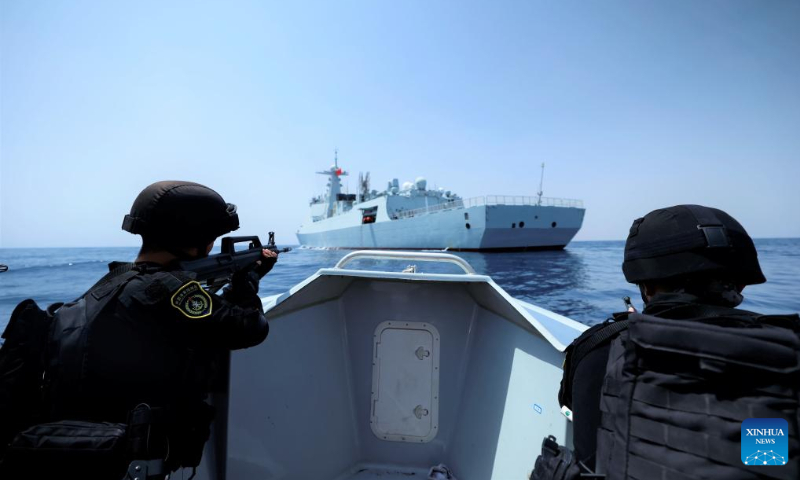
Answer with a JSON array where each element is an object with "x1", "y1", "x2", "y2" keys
[
  {"x1": 122, "y1": 181, "x2": 239, "y2": 248},
  {"x1": 622, "y1": 204, "x2": 766, "y2": 285}
]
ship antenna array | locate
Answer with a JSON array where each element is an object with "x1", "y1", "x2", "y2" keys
[{"x1": 537, "y1": 162, "x2": 545, "y2": 206}]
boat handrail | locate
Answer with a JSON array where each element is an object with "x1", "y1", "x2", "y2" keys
[{"x1": 333, "y1": 250, "x2": 477, "y2": 274}]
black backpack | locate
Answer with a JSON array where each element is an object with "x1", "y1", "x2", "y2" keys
[
  {"x1": 0, "y1": 266, "x2": 145, "y2": 479},
  {"x1": 0, "y1": 262, "x2": 136, "y2": 452},
  {"x1": 0, "y1": 299, "x2": 61, "y2": 457},
  {"x1": 1, "y1": 264, "x2": 215, "y2": 479},
  {"x1": 596, "y1": 309, "x2": 800, "y2": 480}
]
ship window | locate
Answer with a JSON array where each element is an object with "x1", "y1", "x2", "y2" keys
[
  {"x1": 362, "y1": 206, "x2": 378, "y2": 225},
  {"x1": 464, "y1": 213, "x2": 469, "y2": 220},
  {"x1": 512, "y1": 223, "x2": 516, "y2": 229},
  {"x1": 551, "y1": 221, "x2": 557, "y2": 228},
  {"x1": 519, "y1": 221, "x2": 525, "y2": 228},
  {"x1": 465, "y1": 223, "x2": 471, "y2": 229}
]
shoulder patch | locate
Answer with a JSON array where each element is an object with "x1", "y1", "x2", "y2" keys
[{"x1": 170, "y1": 281, "x2": 213, "y2": 319}]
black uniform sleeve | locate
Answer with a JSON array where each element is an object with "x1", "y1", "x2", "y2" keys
[
  {"x1": 570, "y1": 342, "x2": 612, "y2": 470},
  {"x1": 137, "y1": 271, "x2": 269, "y2": 350},
  {"x1": 204, "y1": 290, "x2": 269, "y2": 350}
]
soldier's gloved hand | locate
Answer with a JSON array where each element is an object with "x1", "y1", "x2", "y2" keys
[
  {"x1": 223, "y1": 249, "x2": 277, "y2": 308},
  {"x1": 254, "y1": 248, "x2": 278, "y2": 278},
  {"x1": 224, "y1": 268, "x2": 262, "y2": 308}
]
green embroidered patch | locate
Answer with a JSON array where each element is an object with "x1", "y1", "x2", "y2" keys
[{"x1": 170, "y1": 281, "x2": 212, "y2": 319}]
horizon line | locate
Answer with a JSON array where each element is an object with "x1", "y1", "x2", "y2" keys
[{"x1": 0, "y1": 237, "x2": 798, "y2": 250}]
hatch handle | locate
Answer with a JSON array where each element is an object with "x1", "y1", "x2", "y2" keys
[
  {"x1": 333, "y1": 250, "x2": 476, "y2": 274},
  {"x1": 415, "y1": 347, "x2": 430, "y2": 360},
  {"x1": 414, "y1": 405, "x2": 430, "y2": 419}
]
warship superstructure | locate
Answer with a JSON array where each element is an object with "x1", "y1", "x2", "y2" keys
[{"x1": 296, "y1": 153, "x2": 585, "y2": 251}]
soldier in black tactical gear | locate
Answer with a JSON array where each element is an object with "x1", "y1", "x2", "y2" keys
[
  {"x1": 534, "y1": 205, "x2": 799, "y2": 480},
  {"x1": 0, "y1": 181, "x2": 275, "y2": 479}
]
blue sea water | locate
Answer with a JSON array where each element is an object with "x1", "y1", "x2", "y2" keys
[{"x1": 1, "y1": 239, "x2": 798, "y2": 334}]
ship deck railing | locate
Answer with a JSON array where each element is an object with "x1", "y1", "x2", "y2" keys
[{"x1": 393, "y1": 195, "x2": 584, "y2": 220}]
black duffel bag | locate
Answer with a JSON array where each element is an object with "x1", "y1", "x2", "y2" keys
[{"x1": 0, "y1": 420, "x2": 129, "y2": 480}]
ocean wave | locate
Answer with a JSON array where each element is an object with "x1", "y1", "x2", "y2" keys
[
  {"x1": 0, "y1": 260, "x2": 109, "y2": 273},
  {"x1": 1, "y1": 240, "x2": 798, "y2": 332}
]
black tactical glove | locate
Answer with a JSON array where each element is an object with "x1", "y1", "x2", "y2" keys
[
  {"x1": 223, "y1": 268, "x2": 262, "y2": 309},
  {"x1": 253, "y1": 253, "x2": 277, "y2": 278}
]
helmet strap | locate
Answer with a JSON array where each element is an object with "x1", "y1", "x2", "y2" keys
[
  {"x1": 685, "y1": 278, "x2": 744, "y2": 308},
  {"x1": 638, "y1": 283, "x2": 650, "y2": 306}
]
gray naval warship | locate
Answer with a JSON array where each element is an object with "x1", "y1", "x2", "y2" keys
[{"x1": 296, "y1": 153, "x2": 585, "y2": 251}]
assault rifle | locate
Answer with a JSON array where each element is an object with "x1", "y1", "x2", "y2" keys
[{"x1": 179, "y1": 232, "x2": 290, "y2": 293}]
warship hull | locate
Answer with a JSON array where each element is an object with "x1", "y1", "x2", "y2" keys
[{"x1": 297, "y1": 203, "x2": 585, "y2": 251}]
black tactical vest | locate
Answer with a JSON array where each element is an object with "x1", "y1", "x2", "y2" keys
[
  {"x1": 596, "y1": 307, "x2": 800, "y2": 480},
  {"x1": 40, "y1": 265, "x2": 216, "y2": 473}
]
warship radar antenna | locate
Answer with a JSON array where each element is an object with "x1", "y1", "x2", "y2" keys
[{"x1": 537, "y1": 162, "x2": 545, "y2": 206}]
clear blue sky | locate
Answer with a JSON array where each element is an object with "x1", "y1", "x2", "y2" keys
[{"x1": 2, "y1": 0, "x2": 798, "y2": 247}]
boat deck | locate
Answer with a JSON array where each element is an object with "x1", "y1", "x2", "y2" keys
[{"x1": 338, "y1": 465, "x2": 430, "y2": 480}]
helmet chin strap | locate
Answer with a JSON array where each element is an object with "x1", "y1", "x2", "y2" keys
[
  {"x1": 692, "y1": 279, "x2": 744, "y2": 308},
  {"x1": 638, "y1": 284, "x2": 649, "y2": 306}
]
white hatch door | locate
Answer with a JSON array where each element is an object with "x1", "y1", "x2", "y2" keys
[{"x1": 371, "y1": 321, "x2": 440, "y2": 443}]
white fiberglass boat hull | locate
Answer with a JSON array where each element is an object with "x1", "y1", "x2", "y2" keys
[{"x1": 194, "y1": 252, "x2": 586, "y2": 480}]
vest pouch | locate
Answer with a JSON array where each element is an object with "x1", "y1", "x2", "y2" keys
[
  {"x1": 0, "y1": 420, "x2": 129, "y2": 480},
  {"x1": 127, "y1": 401, "x2": 215, "y2": 471},
  {"x1": 169, "y1": 401, "x2": 215, "y2": 468}
]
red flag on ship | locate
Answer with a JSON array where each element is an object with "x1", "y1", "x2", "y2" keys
[{"x1": 335, "y1": 168, "x2": 343, "y2": 176}]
